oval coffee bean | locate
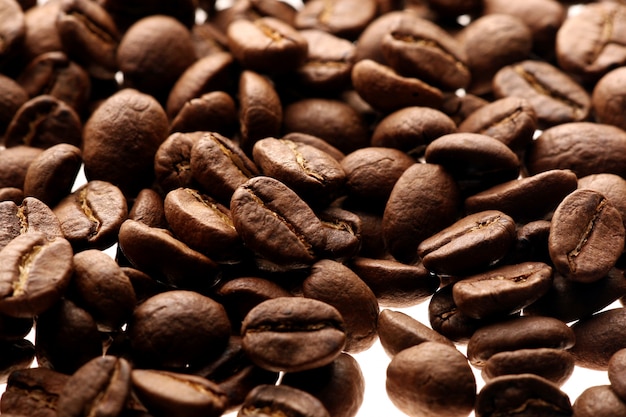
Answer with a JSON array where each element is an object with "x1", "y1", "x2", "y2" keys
[
  {"x1": 241, "y1": 297, "x2": 346, "y2": 372},
  {"x1": 238, "y1": 384, "x2": 330, "y2": 417},
  {"x1": 0, "y1": 196, "x2": 63, "y2": 251},
  {"x1": 154, "y1": 131, "x2": 203, "y2": 193},
  {"x1": 452, "y1": 262, "x2": 553, "y2": 319},
  {"x1": 548, "y1": 189, "x2": 625, "y2": 283},
  {"x1": 609, "y1": 348, "x2": 626, "y2": 402},
  {"x1": 2, "y1": 367, "x2": 70, "y2": 417},
  {"x1": 238, "y1": 70, "x2": 282, "y2": 152},
  {"x1": 386, "y1": 342, "x2": 476, "y2": 417},
  {"x1": 569, "y1": 308, "x2": 626, "y2": 370},
  {"x1": 0, "y1": 232, "x2": 72, "y2": 318},
  {"x1": 295, "y1": 0, "x2": 376, "y2": 40},
  {"x1": 572, "y1": 385, "x2": 626, "y2": 417},
  {"x1": 418, "y1": 210, "x2": 517, "y2": 276},
  {"x1": 579, "y1": 173, "x2": 626, "y2": 229}
]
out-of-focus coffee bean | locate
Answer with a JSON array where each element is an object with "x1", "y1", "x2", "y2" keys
[
  {"x1": 482, "y1": 348, "x2": 575, "y2": 386},
  {"x1": 238, "y1": 384, "x2": 330, "y2": 417},
  {"x1": 572, "y1": 385, "x2": 626, "y2": 417}
]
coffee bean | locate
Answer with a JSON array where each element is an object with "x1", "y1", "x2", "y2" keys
[
  {"x1": 1, "y1": 367, "x2": 70, "y2": 417},
  {"x1": 609, "y1": 348, "x2": 626, "y2": 402},
  {"x1": 378, "y1": 309, "x2": 453, "y2": 357},
  {"x1": 316, "y1": 206, "x2": 362, "y2": 262},
  {"x1": 241, "y1": 297, "x2": 346, "y2": 372},
  {"x1": 128, "y1": 188, "x2": 167, "y2": 229},
  {"x1": 169, "y1": 91, "x2": 237, "y2": 136},
  {"x1": 0, "y1": 74, "x2": 28, "y2": 135},
  {"x1": 0, "y1": 0, "x2": 25, "y2": 68},
  {"x1": 579, "y1": 173, "x2": 626, "y2": 229},
  {"x1": 569, "y1": 308, "x2": 626, "y2": 370},
  {"x1": 0, "y1": 339, "x2": 34, "y2": 385},
  {"x1": 592, "y1": 66, "x2": 626, "y2": 131},
  {"x1": 572, "y1": 385, "x2": 626, "y2": 417},
  {"x1": 238, "y1": 384, "x2": 330, "y2": 417},
  {"x1": 0, "y1": 196, "x2": 63, "y2": 251},
  {"x1": 238, "y1": 70, "x2": 282, "y2": 152},
  {"x1": 296, "y1": 0, "x2": 377, "y2": 40}
]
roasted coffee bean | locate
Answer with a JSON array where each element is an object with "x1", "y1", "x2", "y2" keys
[
  {"x1": 128, "y1": 188, "x2": 167, "y2": 228},
  {"x1": 56, "y1": 356, "x2": 132, "y2": 417},
  {"x1": 252, "y1": 137, "x2": 346, "y2": 207},
  {"x1": 1, "y1": 367, "x2": 70, "y2": 417},
  {"x1": 526, "y1": 122, "x2": 626, "y2": 178},
  {"x1": 378, "y1": 309, "x2": 453, "y2": 357},
  {"x1": 579, "y1": 173, "x2": 626, "y2": 229},
  {"x1": 212, "y1": 0, "x2": 297, "y2": 33},
  {"x1": 0, "y1": 188, "x2": 23, "y2": 204},
  {"x1": 467, "y1": 316, "x2": 575, "y2": 367},
  {"x1": 0, "y1": 0, "x2": 25, "y2": 68},
  {"x1": 592, "y1": 66, "x2": 626, "y2": 131},
  {"x1": 383, "y1": 163, "x2": 461, "y2": 263},
  {"x1": 569, "y1": 307, "x2": 626, "y2": 370},
  {"x1": 154, "y1": 131, "x2": 203, "y2": 193},
  {"x1": 452, "y1": 262, "x2": 553, "y2": 319},
  {"x1": 439, "y1": 92, "x2": 489, "y2": 126},
  {"x1": 238, "y1": 70, "x2": 281, "y2": 152},
  {"x1": 238, "y1": 384, "x2": 330, "y2": 417},
  {"x1": 0, "y1": 74, "x2": 28, "y2": 135},
  {"x1": 464, "y1": 169, "x2": 578, "y2": 222},
  {"x1": 457, "y1": 97, "x2": 537, "y2": 153},
  {"x1": 117, "y1": 219, "x2": 221, "y2": 291},
  {"x1": 230, "y1": 176, "x2": 327, "y2": 270},
  {"x1": 316, "y1": 206, "x2": 361, "y2": 261},
  {"x1": 417, "y1": 210, "x2": 517, "y2": 276},
  {"x1": 475, "y1": 374, "x2": 573, "y2": 417},
  {"x1": 370, "y1": 106, "x2": 456, "y2": 157},
  {"x1": 4, "y1": 95, "x2": 82, "y2": 149},
  {"x1": 0, "y1": 232, "x2": 72, "y2": 318},
  {"x1": 609, "y1": 348, "x2": 626, "y2": 402},
  {"x1": 572, "y1": 385, "x2": 626, "y2": 417},
  {"x1": 349, "y1": 257, "x2": 440, "y2": 307},
  {"x1": 302, "y1": 259, "x2": 379, "y2": 353},
  {"x1": 190, "y1": 131, "x2": 260, "y2": 204},
  {"x1": 0, "y1": 339, "x2": 34, "y2": 384},
  {"x1": 241, "y1": 297, "x2": 346, "y2": 372},
  {"x1": 282, "y1": 353, "x2": 365, "y2": 417},
  {"x1": 0, "y1": 196, "x2": 63, "y2": 251},
  {"x1": 493, "y1": 60, "x2": 591, "y2": 127},
  {"x1": 19, "y1": 1, "x2": 63, "y2": 66},
  {"x1": 131, "y1": 369, "x2": 228, "y2": 417},
  {"x1": 386, "y1": 342, "x2": 476, "y2": 417},
  {"x1": 128, "y1": 290, "x2": 231, "y2": 370},
  {"x1": 23, "y1": 143, "x2": 82, "y2": 207},
  {"x1": 227, "y1": 17, "x2": 308, "y2": 74},
  {"x1": 169, "y1": 91, "x2": 237, "y2": 136},
  {"x1": 548, "y1": 189, "x2": 625, "y2": 283},
  {"x1": 295, "y1": 0, "x2": 376, "y2": 40},
  {"x1": 282, "y1": 132, "x2": 345, "y2": 162},
  {"x1": 53, "y1": 180, "x2": 128, "y2": 251},
  {"x1": 482, "y1": 348, "x2": 575, "y2": 386},
  {"x1": 0, "y1": 145, "x2": 42, "y2": 190}
]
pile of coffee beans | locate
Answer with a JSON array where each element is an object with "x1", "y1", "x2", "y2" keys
[{"x1": 2, "y1": 0, "x2": 626, "y2": 416}]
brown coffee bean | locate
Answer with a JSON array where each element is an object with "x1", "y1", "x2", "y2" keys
[
  {"x1": 316, "y1": 206, "x2": 362, "y2": 262},
  {"x1": 429, "y1": 282, "x2": 486, "y2": 343},
  {"x1": 467, "y1": 316, "x2": 575, "y2": 367},
  {"x1": 527, "y1": 122, "x2": 626, "y2": 178},
  {"x1": 453, "y1": 262, "x2": 553, "y2": 319},
  {"x1": 378, "y1": 309, "x2": 453, "y2": 357},
  {"x1": 282, "y1": 132, "x2": 345, "y2": 162},
  {"x1": 572, "y1": 385, "x2": 626, "y2": 417},
  {"x1": 212, "y1": 0, "x2": 297, "y2": 33},
  {"x1": 169, "y1": 91, "x2": 237, "y2": 136},
  {"x1": 0, "y1": 0, "x2": 25, "y2": 68},
  {"x1": 482, "y1": 348, "x2": 575, "y2": 386},
  {"x1": 295, "y1": 0, "x2": 376, "y2": 40},
  {"x1": 56, "y1": 356, "x2": 131, "y2": 417},
  {"x1": 83, "y1": 88, "x2": 169, "y2": 197},
  {"x1": 439, "y1": 92, "x2": 489, "y2": 126},
  {"x1": 53, "y1": 180, "x2": 128, "y2": 251},
  {"x1": 418, "y1": 210, "x2": 517, "y2": 276},
  {"x1": 386, "y1": 342, "x2": 476, "y2": 417},
  {"x1": 0, "y1": 339, "x2": 35, "y2": 384},
  {"x1": 0, "y1": 145, "x2": 41, "y2": 189},
  {"x1": 23, "y1": 143, "x2": 82, "y2": 207},
  {"x1": 128, "y1": 290, "x2": 231, "y2": 369},
  {"x1": 569, "y1": 308, "x2": 626, "y2": 370},
  {"x1": 475, "y1": 374, "x2": 572, "y2": 417},
  {"x1": 241, "y1": 297, "x2": 346, "y2": 372},
  {"x1": 19, "y1": 1, "x2": 63, "y2": 66},
  {"x1": 0, "y1": 188, "x2": 23, "y2": 204},
  {"x1": 154, "y1": 131, "x2": 203, "y2": 193},
  {"x1": 609, "y1": 348, "x2": 626, "y2": 402},
  {"x1": 128, "y1": 188, "x2": 167, "y2": 228},
  {"x1": 0, "y1": 196, "x2": 64, "y2": 252},
  {"x1": 579, "y1": 174, "x2": 626, "y2": 229},
  {"x1": 383, "y1": 163, "x2": 461, "y2": 263},
  {"x1": 238, "y1": 384, "x2": 330, "y2": 417},
  {"x1": 493, "y1": 60, "x2": 591, "y2": 127},
  {"x1": 238, "y1": 70, "x2": 282, "y2": 152},
  {"x1": 131, "y1": 369, "x2": 228, "y2": 417},
  {"x1": 549, "y1": 189, "x2": 625, "y2": 283},
  {"x1": 592, "y1": 66, "x2": 626, "y2": 131},
  {"x1": 1, "y1": 367, "x2": 70, "y2": 417},
  {"x1": 0, "y1": 74, "x2": 28, "y2": 135}
]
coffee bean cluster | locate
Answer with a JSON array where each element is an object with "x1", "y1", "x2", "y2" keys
[{"x1": 0, "y1": 0, "x2": 626, "y2": 416}]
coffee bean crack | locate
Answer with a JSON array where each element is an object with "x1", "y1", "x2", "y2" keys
[
  {"x1": 566, "y1": 198, "x2": 607, "y2": 272},
  {"x1": 14, "y1": 244, "x2": 43, "y2": 296}
]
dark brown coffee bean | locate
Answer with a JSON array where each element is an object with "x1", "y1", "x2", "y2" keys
[
  {"x1": 282, "y1": 132, "x2": 345, "y2": 162},
  {"x1": 316, "y1": 206, "x2": 361, "y2": 262},
  {"x1": 467, "y1": 316, "x2": 575, "y2": 367},
  {"x1": 120, "y1": 266, "x2": 167, "y2": 304},
  {"x1": 526, "y1": 122, "x2": 626, "y2": 178},
  {"x1": 572, "y1": 385, "x2": 626, "y2": 417},
  {"x1": 238, "y1": 70, "x2": 282, "y2": 152},
  {"x1": 169, "y1": 91, "x2": 237, "y2": 136},
  {"x1": 592, "y1": 66, "x2": 626, "y2": 131},
  {"x1": 212, "y1": 0, "x2": 297, "y2": 33},
  {"x1": 57, "y1": 356, "x2": 131, "y2": 417},
  {"x1": 128, "y1": 188, "x2": 167, "y2": 228},
  {"x1": 23, "y1": 143, "x2": 82, "y2": 207},
  {"x1": 83, "y1": 88, "x2": 169, "y2": 197},
  {"x1": 238, "y1": 384, "x2": 330, "y2": 417},
  {"x1": 569, "y1": 307, "x2": 626, "y2": 370},
  {"x1": 128, "y1": 290, "x2": 230, "y2": 369},
  {"x1": 154, "y1": 131, "x2": 203, "y2": 193},
  {"x1": 475, "y1": 374, "x2": 572, "y2": 417},
  {"x1": 19, "y1": 1, "x2": 63, "y2": 66},
  {"x1": 56, "y1": 0, "x2": 120, "y2": 79},
  {"x1": 53, "y1": 180, "x2": 128, "y2": 251},
  {"x1": 0, "y1": 145, "x2": 42, "y2": 190},
  {"x1": 482, "y1": 348, "x2": 575, "y2": 387},
  {"x1": 371, "y1": 106, "x2": 456, "y2": 158},
  {"x1": 213, "y1": 362, "x2": 279, "y2": 414},
  {"x1": 579, "y1": 173, "x2": 626, "y2": 229},
  {"x1": 453, "y1": 262, "x2": 553, "y2": 319},
  {"x1": 227, "y1": 17, "x2": 308, "y2": 74},
  {"x1": 0, "y1": 188, "x2": 23, "y2": 204},
  {"x1": 378, "y1": 309, "x2": 454, "y2": 357},
  {"x1": 383, "y1": 163, "x2": 461, "y2": 263},
  {"x1": 302, "y1": 259, "x2": 379, "y2": 353},
  {"x1": 549, "y1": 189, "x2": 625, "y2": 283},
  {"x1": 349, "y1": 257, "x2": 440, "y2": 307},
  {"x1": 1, "y1": 367, "x2": 70, "y2": 417},
  {"x1": 4, "y1": 95, "x2": 82, "y2": 149},
  {"x1": 131, "y1": 369, "x2": 228, "y2": 417},
  {"x1": 439, "y1": 92, "x2": 489, "y2": 126},
  {"x1": 281, "y1": 353, "x2": 364, "y2": 417},
  {"x1": 283, "y1": 98, "x2": 370, "y2": 154},
  {"x1": 241, "y1": 297, "x2": 346, "y2": 372},
  {"x1": 252, "y1": 137, "x2": 346, "y2": 207},
  {"x1": 165, "y1": 52, "x2": 236, "y2": 120},
  {"x1": 351, "y1": 59, "x2": 444, "y2": 113},
  {"x1": 609, "y1": 348, "x2": 626, "y2": 402},
  {"x1": 230, "y1": 176, "x2": 328, "y2": 270},
  {"x1": 164, "y1": 187, "x2": 243, "y2": 263},
  {"x1": 418, "y1": 210, "x2": 517, "y2": 276},
  {"x1": 0, "y1": 232, "x2": 72, "y2": 318},
  {"x1": 386, "y1": 342, "x2": 476, "y2": 417},
  {"x1": 0, "y1": 339, "x2": 35, "y2": 384},
  {"x1": 493, "y1": 60, "x2": 591, "y2": 127},
  {"x1": 0, "y1": 196, "x2": 63, "y2": 252},
  {"x1": 0, "y1": 74, "x2": 28, "y2": 135},
  {"x1": 0, "y1": 0, "x2": 25, "y2": 68},
  {"x1": 464, "y1": 169, "x2": 578, "y2": 222},
  {"x1": 117, "y1": 219, "x2": 221, "y2": 291},
  {"x1": 458, "y1": 97, "x2": 537, "y2": 153},
  {"x1": 190, "y1": 132, "x2": 260, "y2": 204}
]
